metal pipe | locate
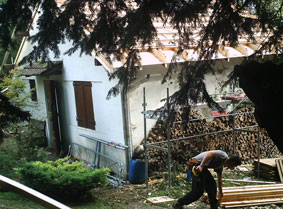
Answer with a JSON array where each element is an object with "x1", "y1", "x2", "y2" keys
[
  {"x1": 144, "y1": 144, "x2": 168, "y2": 152},
  {"x1": 166, "y1": 88, "x2": 171, "y2": 196},
  {"x1": 233, "y1": 109, "x2": 236, "y2": 153},
  {"x1": 148, "y1": 128, "x2": 237, "y2": 145},
  {"x1": 257, "y1": 126, "x2": 261, "y2": 178},
  {"x1": 143, "y1": 87, "x2": 148, "y2": 190}
]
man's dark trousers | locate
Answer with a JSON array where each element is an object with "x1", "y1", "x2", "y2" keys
[{"x1": 177, "y1": 168, "x2": 218, "y2": 209}]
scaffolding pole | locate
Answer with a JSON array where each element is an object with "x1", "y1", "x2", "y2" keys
[
  {"x1": 166, "y1": 88, "x2": 171, "y2": 195},
  {"x1": 143, "y1": 87, "x2": 148, "y2": 190},
  {"x1": 142, "y1": 88, "x2": 261, "y2": 195}
]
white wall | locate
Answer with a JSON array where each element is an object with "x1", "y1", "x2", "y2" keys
[
  {"x1": 57, "y1": 46, "x2": 126, "y2": 167},
  {"x1": 17, "y1": 23, "x2": 127, "y2": 174},
  {"x1": 127, "y1": 58, "x2": 244, "y2": 148}
]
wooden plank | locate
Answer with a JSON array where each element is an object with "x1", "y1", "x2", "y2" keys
[
  {"x1": 221, "y1": 190, "x2": 283, "y2": 202},
  {"x1": 223, "y1": 184, "x2": 283, "y2": 192},
  {"x1": 276, "y1": 159, "x2": 283, "y2": 183},
  {"x1": 223, "y1": 200, "x2": 283, "y2": 208},
  {"x1": 280, "y1": 159, "x2": 283, "y2": 182},
  {"x1": 221, "y1": 197, "x2": 283, "y2": 208},
  {"x1": 254, "y1": 158, "x2": 278, "y2": 167},
  {"x1": 0, "y1": 175, "x2": 71, "y2": 209},
  {"x1": 147, "y1": 196, "x2": 175, "y2": 204},
  {"x1": 222, "y1": 178, "x2": 277, "y2": 184}
]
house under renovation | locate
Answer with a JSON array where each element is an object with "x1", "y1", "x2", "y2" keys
[{"x1": 13, "y1": 4, "x2": 273, "y2": 179}]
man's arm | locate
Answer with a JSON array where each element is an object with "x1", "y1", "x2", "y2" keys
[
  {"x1": 197, "y1": 151, "x2": 216, "y2": 172},
  {"x1": 217, "y1": 172, "x2": 223, "y2": 199}
]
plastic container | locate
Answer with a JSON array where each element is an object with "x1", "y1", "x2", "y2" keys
[
  {"x1": 186, "y1": 170, "x2": 192, "y2": 181},
  {"x1": 129, "y1": 159, "x2": 145, "y2": 184}
]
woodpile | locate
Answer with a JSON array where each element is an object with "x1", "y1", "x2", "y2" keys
[
  {"x1": 145, "y1": 107, "x2": 282, "y2": 174},
  {"x1": 218, "y1": 184, "x2": 283, "y2": 208}
]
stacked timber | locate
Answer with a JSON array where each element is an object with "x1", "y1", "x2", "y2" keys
[
  {"x1": 219, "y1": 184, "x2": 283, "y2": 208},
  {"x1": 145, "y1": 107, "x2": 282, "y2": 174},
  {"x1": 253, "y1": 158, "x2": 279, "y2": 181}
]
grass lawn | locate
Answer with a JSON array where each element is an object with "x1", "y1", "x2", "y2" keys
[{"x1": 1, "y1": 164, "x2": 283, "y2": 209}]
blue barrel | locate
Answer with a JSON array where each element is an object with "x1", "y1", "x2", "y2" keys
[{"x1": 129, "y1": 159, "x2": 145, "y2": 184}]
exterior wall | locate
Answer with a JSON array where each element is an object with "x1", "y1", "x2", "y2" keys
[
  {"x1": 57, "y1": 47, "x2": 126, "y2": 172},
  {"x1": 17, "y1": 24, "x2": 127, "y2": 174},
  {"x1": 127, "y1": 58, "x2": 244, "y2": 149}
]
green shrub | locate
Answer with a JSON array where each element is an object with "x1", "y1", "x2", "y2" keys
[{"x1": 15, "y1": 157, "x2": 110, "y2": 202}]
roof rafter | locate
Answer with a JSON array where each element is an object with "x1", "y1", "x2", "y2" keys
[
  {"x1": 151, "y1": 49, "x2": 168, "y2": 68},
  {"x1": 218, "y1": 46, "x2": 230, "y2": 59},
  {"x1": 234, "y1": 44, "x2": 248, "y2": 56}
]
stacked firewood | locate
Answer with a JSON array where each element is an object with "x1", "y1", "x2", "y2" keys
[{"x1": 145, "y1": 107, "x2": 282, "y2": 174}]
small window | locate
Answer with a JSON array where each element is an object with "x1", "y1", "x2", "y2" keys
[
  {"x1": 29, "y1": 80, "x2": 37, "y2": 102},
  {"x1": 73, "y1": 81, "x2": 96, "y2": 130}
]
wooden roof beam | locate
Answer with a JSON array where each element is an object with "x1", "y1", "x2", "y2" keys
[
  {"x1": 171, "y1": 48, "x2": 190, "y2": 61},
  {"x1": 234, "y1": 44, "x2": 248, "y2": 56},
  {"x1": 247, "y1": 43, "x2": 262, "y2": 51},
  {"x1": 121, "y1": 50, "x2": 143, "y2": 70},
  {"x1": 218, "y1": 46, "x2": 230, "y2": 61},
  {"x1": 151, "y1": 49, "x2": 168, "y2": 68},
  {"x1": 96, "y1": 53, "x2": 114, "y2": 73}
]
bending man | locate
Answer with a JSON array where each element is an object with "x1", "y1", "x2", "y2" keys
[{"x1": 173, "y1": 150, "x2": 241, "y2": 209}]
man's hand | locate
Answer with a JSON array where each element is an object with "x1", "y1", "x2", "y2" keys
[
  {"x1": 217, "y1": 189, "x2": 223, "y2": 200},
  {"x1": 196, "y1": 165, "x2": 203, "y2": 173}
]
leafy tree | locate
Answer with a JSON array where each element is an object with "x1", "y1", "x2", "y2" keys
[
  {"x1": 0, "y1": 92, "x2": 30, "y2": 141},
  {"x1": 0, "y1": 68, "x2": 31, "y2": 141},
  {"x1": 0, "y1": 1, "x2": 282, "y2": 148}
]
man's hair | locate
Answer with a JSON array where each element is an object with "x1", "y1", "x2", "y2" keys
[{"x1": 228, "y1": 153, "x2": 242, "y2": 166}]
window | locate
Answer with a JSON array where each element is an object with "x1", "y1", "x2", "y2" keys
[
  {"x1": 73, "y1": 81, "x2": 96, "y2": 130},
  {"x1": 29, "y1": 80, "x2": 37, "y2": 101}
]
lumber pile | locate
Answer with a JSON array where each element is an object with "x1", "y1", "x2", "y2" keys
[
  {"x1": 253, "y1": 158, "x2": 280, "y2": 181},
  {"x1": 219, "y1": 184, "x2": 283, "y2": 208},
  {"x1": 145, "y1": 107, "x2": 282, "y2": 174}
]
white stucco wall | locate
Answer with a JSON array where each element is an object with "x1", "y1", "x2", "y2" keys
[
  {"x1": 127, "y1": 58, "x2": 244, "y2": 148},
  {"x1": 17, "y1": 28, "x2": 127, "y2": 175}
]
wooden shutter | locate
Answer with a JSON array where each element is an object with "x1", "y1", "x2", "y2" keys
[
  {"x1": 73, "y1": 81, "x2": 87, "y2": 128},
  {"x1": 73, "y1": 81, "x2": 96, "y2": 130},
  {"x1": 83, "y1": 82, "x2": 96, "y2": 130}
]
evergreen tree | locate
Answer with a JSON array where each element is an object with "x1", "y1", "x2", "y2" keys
[
  {"x1": 0, "y1": 0, "x2": 282, "y2": 149},
  {"x1": 1, "y1": 0, "x2": 282, "y2": 104}
]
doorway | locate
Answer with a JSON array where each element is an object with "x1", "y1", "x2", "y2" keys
[{"x1": 44, "y1": 80, "x2": 62, "y2": 155}]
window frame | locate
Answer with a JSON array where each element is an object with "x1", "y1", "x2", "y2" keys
[{"x1": 29, "y1": 79, "x2": 38, "y2": 102}]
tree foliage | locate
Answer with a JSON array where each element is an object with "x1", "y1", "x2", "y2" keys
[
  {"x1": 0, "y1": 68, "x2": 30, "y2": 138},
  {"x1": 0, "y1": 0, "x2": 282, "y2": 118}
]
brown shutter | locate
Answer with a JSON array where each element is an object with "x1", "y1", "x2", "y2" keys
[
  {"x1": 83, "y1": 82, "x2": 96, "y2": 130},
  {"x1": 73, "y1": 81, "x2": 87, "y2": 128}
]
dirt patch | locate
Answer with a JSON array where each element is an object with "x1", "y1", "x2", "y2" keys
[{"x1": 91, "y1": 182, "x2": 210, "y2": 209}]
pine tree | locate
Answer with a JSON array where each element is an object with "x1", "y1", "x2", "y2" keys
[{"x1": 0, "y1": 0, "x2": 282, "y2": 149}]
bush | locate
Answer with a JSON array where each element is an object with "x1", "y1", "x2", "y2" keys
[{"x1": 15, "y1": 157, "x2": 110, "y2": 202}]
